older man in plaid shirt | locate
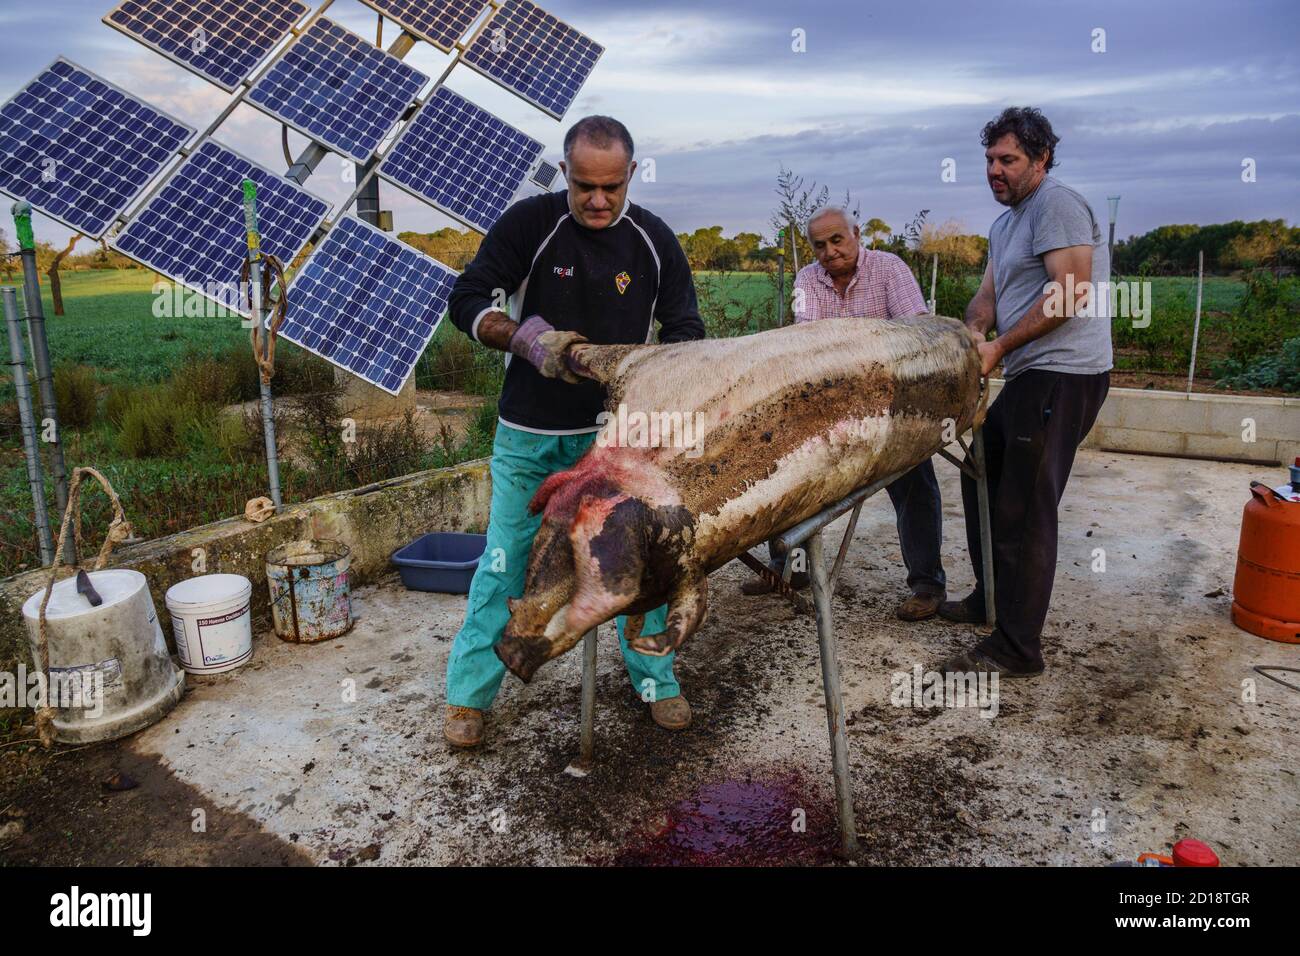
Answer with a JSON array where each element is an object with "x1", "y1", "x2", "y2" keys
[{"x1": 741, "y1": 207, "x2": 948, "y2": 622}]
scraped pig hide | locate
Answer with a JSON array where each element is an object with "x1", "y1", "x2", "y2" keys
[{"x1": 496, "y1": 314, "x2": 985, "y2": 682}]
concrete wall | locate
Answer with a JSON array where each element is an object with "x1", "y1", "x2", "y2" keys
[
  {"x1": 987, "y1": 381, "x2": 1299, "y2": 466},
  {"x1": 0, "y1": 459, "x2": 491, "y2": 673}
]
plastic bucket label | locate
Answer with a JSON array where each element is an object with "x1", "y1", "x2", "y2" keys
[{"x1": 174, "y1": 601, "x2": 252, "y2": 672}]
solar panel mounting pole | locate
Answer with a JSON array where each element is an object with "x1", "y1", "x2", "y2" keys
[
  {"x1": 11, "y1": 201, "x2": 73, "y2": 564},
  {"x1": 4, "y1": 286, "x2": 55, "y2": 565},
  {"x1": 242, "y1": 179, "x2": 283, "y2": 512}
]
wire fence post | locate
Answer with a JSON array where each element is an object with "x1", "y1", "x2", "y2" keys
[
  {"x1": 776, "y1": 228, "x2": 786, "y2": 327},
  {"x1": 242, "y1": 179, "x2": 283, "y2": 512},
  {"x1": 1186, "y1": 249, "x2": 1204, "y2": 394},
  {"x1": 4, "y1": 286, "x2": 55, "y2": 565},
  {"x1": 929, "y1": 252, "x2": 939, "y2": 315},
  {"x1": 12, "y1": 200, "x2": 73, "y2": 563}
]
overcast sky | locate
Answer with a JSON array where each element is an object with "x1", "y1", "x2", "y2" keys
[{"x1": 2, "y1": 0, "x2": 1296, "y2": 248}]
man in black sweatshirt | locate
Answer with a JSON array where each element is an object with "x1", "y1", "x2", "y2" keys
[{"x1": 442, "y1": 115, "x2": 705, "y2": 748}]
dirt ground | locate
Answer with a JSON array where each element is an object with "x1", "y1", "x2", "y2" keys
[{"x1": 1, "y1": 447, "x2": 1296, "y2": 866}]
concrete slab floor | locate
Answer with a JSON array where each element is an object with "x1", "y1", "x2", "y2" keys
[{"x1": 124, "y1": 448, "x2": 1299, "y2": 866}]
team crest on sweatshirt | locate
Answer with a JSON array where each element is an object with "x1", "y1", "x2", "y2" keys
[{"x1": 615, "y1": 271, "x2": 632, "y2": 295}]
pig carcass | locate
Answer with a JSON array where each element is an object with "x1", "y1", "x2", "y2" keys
[{"x1": 496, "y1": 313, "x2": 985, "y2": 682}]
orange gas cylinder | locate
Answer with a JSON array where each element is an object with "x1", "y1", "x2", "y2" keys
[{"x1": 1231, "y1": 460, "x2": 1300, "y2": 644}]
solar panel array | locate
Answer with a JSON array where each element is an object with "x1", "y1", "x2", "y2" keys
[
  {"x1": 462, "y1": 0, "x2": 603, "y2": 119},
  {"x1": 248, "y1": 17, "x2": 428, "y2": 163},
  {"x1": 111, "y1": 139, "x2": 329, "y2": 316},
  {"x1": 103, "y1": 0, "x2": 309, "y2": 92},
  {"x1": 0, "y1": 58, "x2": 193, "y2": 238},
  {"x1": 358, "y1": 0, "x2": 489, "y2": 52},
  {"x1": 279, "y1": 215, "x2": 457, "y2": 394},
  {"x1": 379, "y1": 86, "x2": 543, "y2": 232}
]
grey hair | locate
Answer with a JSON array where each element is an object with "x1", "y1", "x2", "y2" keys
[{"x1": 806, "y1": 205, "x2": 858, "y2": 241}]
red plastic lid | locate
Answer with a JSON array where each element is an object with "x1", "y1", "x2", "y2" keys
[{"x1": 1172, "y1": 839, "x2": 1219, "y2": 867}]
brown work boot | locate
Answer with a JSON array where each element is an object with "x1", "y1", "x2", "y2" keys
[
  {"x1": 443, "y1": 705, "x2": 484, "y2": 748},
  {"x1": 650, "y1": 695, "x2": 692, "y2": 730},
  {"x1": 896, "y1": 591, "x2": 944, "y2": 621}
]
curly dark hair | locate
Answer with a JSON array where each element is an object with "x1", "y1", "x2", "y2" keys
[{"x1": 980, "y1": 107, "x2": 1060, "y2": 171}]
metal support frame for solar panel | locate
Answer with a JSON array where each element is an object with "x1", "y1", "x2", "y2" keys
[
  {"x1": 377, "y1": 84, "x2": 546, "y2": 233},
  {"x1": 358, "y1": 0, "x2": 492, "y2": 53},
  {"x1": 460, "y1": 0, "x2": 604, "y2": 120},
  {"x1": 278, "y1": 214, "x2": 458, "y2": 394},
  {"x1": 110, "y1": 138, "x2": 330, "y2": 317},
  {"x1": 102, "y1": 0, "x2": 312, "y2": 92},
  {"x1": 0, "y1": 57, "x2": 195, "y2": 239},
  {"x1": 247, "y1": 15, "x2": 430, "y2": 164}
]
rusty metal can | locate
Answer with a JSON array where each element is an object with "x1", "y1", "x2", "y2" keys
[{"x1": 265, "y1": 540, "x2": 353, "y2": 643}]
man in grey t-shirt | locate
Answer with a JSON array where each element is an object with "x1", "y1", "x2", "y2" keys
[{"x1": 938, "y1": 107, "x2": 1112, "y2": 678}]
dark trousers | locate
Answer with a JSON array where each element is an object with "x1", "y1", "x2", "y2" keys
[
  {"x1": 767, "y1": 459, "x2": 946, "y2": 596},
  {"x1": 960, "y1": 369, "x2": 1109, "y2": 669}
]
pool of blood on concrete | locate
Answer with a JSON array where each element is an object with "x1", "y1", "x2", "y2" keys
[{"x1": 606, "y1": 773, "x2": 840, "y2": 866}]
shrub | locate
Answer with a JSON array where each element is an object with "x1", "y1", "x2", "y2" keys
[
  {"x1": 276, "y1": 347, "x2": 336, "y2": 396},
  {"x1": 1216, "y1": 271, "x2": 1300, "y2": 368},
  {"x1": 417, "y1": 326, "x2": 504, "y2": 395},
  {"x1": 174, "y1": 351, "x2": 241, "y2": 406},
  {"x1": 1215, "y1": 336, "x2": 1300, "y2": 393},
  {"x1": 104, "y1": 384, "x2": 141, "y2": 429},
  {"x1": 53, "y1": 365, "x2": 98, "y2": 429},
  {"x1": 116, "y1": 386, "x2": 214, "y2": 458}
]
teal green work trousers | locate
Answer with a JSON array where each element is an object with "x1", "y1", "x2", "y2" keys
[{"x1": 445, "y1": 422, "x2": 679, "y2": 710}]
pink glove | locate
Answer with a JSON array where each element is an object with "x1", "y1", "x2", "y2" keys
[{"x1": 509, "y1": 315, "x2": 587, "y2": 384}]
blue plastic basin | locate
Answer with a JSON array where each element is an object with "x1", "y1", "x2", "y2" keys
[{"x1": 391, "y1": 532, "x2": 487, "y2": 594}]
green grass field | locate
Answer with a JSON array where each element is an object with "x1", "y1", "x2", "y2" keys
[{"x1": 3, "y1": 267, "x2": 1293, "y2": 384}]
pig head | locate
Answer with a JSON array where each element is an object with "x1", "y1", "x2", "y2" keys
[{"x1": 495, "y1": 442, "x2": 709, "y2": 683}]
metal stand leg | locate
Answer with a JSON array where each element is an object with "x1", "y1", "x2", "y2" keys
[
  {"x1": 565, "y1": 628, "x2": 598, "y2": 778},
  {"x1": 971, "y1": 427, "x2": 996, "y2": 627},
  {"x1": 807, "y1": 533, "x2": 859, "y2": 858}
]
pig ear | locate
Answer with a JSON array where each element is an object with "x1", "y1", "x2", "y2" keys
[{"x1": 628, "y1": 577, "x2": 708, "y2": 657}]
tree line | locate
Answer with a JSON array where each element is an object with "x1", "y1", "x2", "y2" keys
[{"x1": 1112, "y1": 219, "x2": 1299, "y2": 276}]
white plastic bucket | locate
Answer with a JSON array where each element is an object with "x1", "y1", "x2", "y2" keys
[
  {"x1": 22, "y1": 569, "x2": 185, "y2": 744},
  {"x1": 165, "y1": 574, "x2": 253, "y2": 675}
]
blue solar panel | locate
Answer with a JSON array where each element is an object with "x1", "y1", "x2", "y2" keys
[
  {"x1": 0, "y1": 58, "x2": 193, "y2": 239},
  {"x1": 378, "y1": 87, "x2": 543, "y2": 233},
  {"x1": 461, "y1": 0, "x2": 602, "y2": 119},
  {"x1": 103, "y1": 0, "x2": 310, "y2": 92},
  {"x1": 111, "y1": 139, "x2": 329, "y2": 316},
  {"x1": 280, "y1": 216, "x2": 457, "y2": 395},
  {"x1": 357, "y1": 0, "x2": 489, "y2": 52},
  {"x1": 247, "y1": 17, "x2": 427, "y2": 163}
]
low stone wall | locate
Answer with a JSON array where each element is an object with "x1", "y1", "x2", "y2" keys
[
  {"x1": 0, "y1": 459, "x2": 492, "y2": 672},
  {"x1": 987, "y1": 381, "x2": 1299, "y2": 466}
]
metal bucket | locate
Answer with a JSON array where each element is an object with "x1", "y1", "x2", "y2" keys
[{"x1": 265, "y1": 540, "x2": 353, "y2": 644}]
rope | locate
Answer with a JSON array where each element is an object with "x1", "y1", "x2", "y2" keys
[
  {"x1": 33, "y1": 467, "x2": 133, "y2": 749},
  {"x1": 241, "y1": 252, "x2": 288, "y2": 386}
]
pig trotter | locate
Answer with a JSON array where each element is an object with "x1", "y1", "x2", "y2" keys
[
  {"x1": 496, "y1": 633, "x2": 549, "y2": 683},
  {"x1": 629, "y1": 578, "x2": 708, "y2": 657}
]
